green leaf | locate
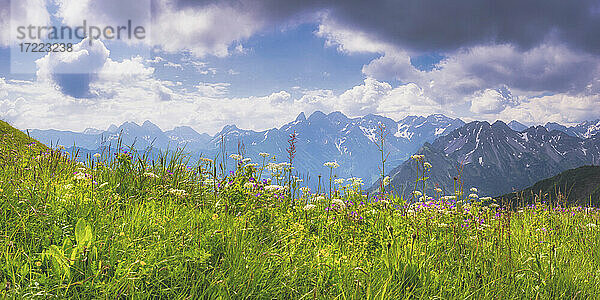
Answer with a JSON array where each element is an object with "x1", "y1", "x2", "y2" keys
[{"x1": 75, "y1": 218, "x2": 93, "y2": 247}]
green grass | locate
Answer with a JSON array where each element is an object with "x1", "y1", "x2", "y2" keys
[{"x1": 1, "y1": 119, "x2": 600, "y2": 298}]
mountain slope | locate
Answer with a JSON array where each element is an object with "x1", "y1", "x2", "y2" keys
[
  {"x1": 545, "y1": 119, "x2": 600, "y2": 138},
  {"x1": 498, "y1": 166, "x2": 600, "y2": 206},
  {"x1": 0, "y1": 120, "x2": 48, "y2": 153},
  {"x1": 380, "y1": 121, "x2": 600, "y2": 197}
]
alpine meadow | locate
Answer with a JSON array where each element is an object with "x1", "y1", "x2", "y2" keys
[{"x1": 2, "y1": 0, "x2": 600, "y2": 298}]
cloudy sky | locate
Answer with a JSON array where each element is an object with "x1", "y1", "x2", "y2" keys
[{"x1": 0, "y1": 0, "x2": 599, "y2": 133}]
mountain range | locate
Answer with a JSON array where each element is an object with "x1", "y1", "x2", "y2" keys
[
  {"x1": 23, "y1": 113, "x2": 600, "y2": 191},
  {"x1": 378, "y1": 120, "x2": 600, "y2": 197},
  {"x1": 25, "y1": 111, "x2": 466, "y2": 185}
]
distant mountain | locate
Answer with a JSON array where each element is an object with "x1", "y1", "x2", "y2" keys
[
  {"x1": 26, "y1": 111, "x2": 465, "y2": 185},
  {"x1": 498, "y1": 166, "x2": 600, "y2": 206},
  {"x1": 545, "y1": 119, "x2": 600, "y2": 139},
  {"x1": 198, "y1": 111, "x2": 465, "y2": 185},
  {"x1": 508, "y1": 120, "x2": 528, "y2": 132},
  {"x1": 377, "y1": 121, "x2": 600, "y2": 197}
]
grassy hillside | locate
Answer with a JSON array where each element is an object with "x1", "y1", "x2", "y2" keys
[
  {"x1": 0, "y1": 119, "x2": 48, "y2": 152},
  {"x1": 1, "y1": 120, "x2": 599, "y2": 298},
  {"x1": 499, "y1": 165, "x2": 600, "y2": 207}
]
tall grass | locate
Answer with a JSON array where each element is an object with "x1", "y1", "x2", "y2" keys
[{"x1": 1, "y1": 123, "x2": 599, "y2": 298}]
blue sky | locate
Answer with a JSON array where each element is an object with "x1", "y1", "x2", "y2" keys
[{"x1": 0, "y1": 0, "x2": 599, "y2": 134}]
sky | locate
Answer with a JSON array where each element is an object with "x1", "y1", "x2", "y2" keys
[{"x1": 0, "y1": 0, "x2": 599, "y2": 134}]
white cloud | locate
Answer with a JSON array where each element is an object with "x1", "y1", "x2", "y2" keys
[
  {"x1": 1, "y1": 0, "x2": 51, "y2": 46},
  {"x1": 196, "y1": 82, "x2": 231, "y2": 97}
]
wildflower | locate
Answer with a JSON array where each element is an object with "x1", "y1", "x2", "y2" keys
[
  {"x1": 314, "y1": 195, "x2": 325, "y2": 201},
  {"x1": 489, "y1": 203, "x2": 500, "y2": 208},
  {"x1": 244, "y1": 163, "x2": 259, "y2": 168},
  {"x1": 241, "y1": 158, "x2": 251, "y2": 164},
  {"x1": 480, "y1": 196, "x2": 492, "y2": 201},
  {"x1": 168, "y1": 188, "x2": 188, "y2": 197},
  {"x1": 412, "y1": 191, "x2": 422, "y2": 197},
  {"x1": 300, "y1": 186, "x2": 311, "y2": 194},
  {"x1": 334, "y1": 178, "x2": 345, "y2": 185},
  {"x1": 244, "y1": 182, "x2": 254, "y2": 189},
  {"x1": 264, "y1": 185, "x2": 284, "y2": 192},
  {"x1": 73, "y1": 172, "x2": 88, "y2": 181},
  {"x1": 35, "y1": 261, "x2": 42, "y2": 267},
  {"x1": 347, "y1": 177, "x2": 364, "y2": 188},
  {"x1": 98, "y1": 182, "x2": 109, "y2": 189},
  {"x1": 411, "y1": 154, "x2": 424, "y2": 161},
  {"x1": 144, "y1": 172, "x2": 159, "y2": 179},
  {"x1": 259, "y1": 152, "x2": 270, "y2": 158},
  {"x1": 424, "y1": 162, "x2": 432, "y2": 169},
  {"x1": 93, "y1": 153, "x2": 101, "y2": 158},
  {"x1": 199, "y1": 157, "x2": 213, "y2": 163},
  {"x1": 438, "y1": 223, "x2": 448, "y2": 228},
  {"x1": 469, "y1": 193, "x2": 479, "y2": 199},
  {"x1": 324, "y1": 161, "x2": 340, "y2": 168},
  {"x1": 434, "y1": 187, "x2": 442, "y2": 193},
  {"x1": 303, "y1": 204, "x2": 316, "y2": 211},
  {"x1": 587, "y1": 223, "x2": 597, "y2": 228},
  {"x1": 212, "y1": 214, "x2": 219, "y2": 220},
  {"x1": 230, "y1": 154, "x2": 243, "y2": 161},
  {"x1": 470, "y1": 187, "x2": 478, "y2": 193},
  {"x1": 332, "y1": 198, "x2": 346, "y2": 208},
  {"x1": 382, "y1": 176, "x2": 390, "y2": 187}
]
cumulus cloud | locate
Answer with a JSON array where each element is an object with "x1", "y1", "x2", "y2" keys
[
  {"x1": 1, "y1": 0, "x2": 51, "y2": 46},
  {"x1": 35, "y1": 38, "x2": 109, "y2": 98},
  {"x1": 196, "y1": 82, "x2": 231, "y2": 97}
]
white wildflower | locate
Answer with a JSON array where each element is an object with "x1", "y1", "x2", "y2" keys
[
  {"x1": 434, "y1": 188, "x2": 443, "y2": 193},
  {"x1": 230, "y1": 154, "x2": 243, "y2": 161},
  {"x1": 334, "y1": 178, "x2": 345, "y2": 185},
  {"x1": 93, "y1": 153, "x2": 101, "y2": 158},
  {"x1": 382, "y1": 176, "x2": 390, "y2": 187},
  {"x1": 469, "y1": 193, "x2": 479, "y2": 199},
  {"x1": 324, "y1": 161, "x2": 339, "y2": 168},
  {"x1": 264, "y1": 185, "x2": 284, "y2": 192},
  {"x1": 259, "y1": 152, "x2": 270, "y2": 158},
  {"x1": 480, "y1": 196, "x2": 492, "y2": 201},
  {"x1": 332, "y1": 198, "x2": 346, "y2": 208},
  {"x1": 303, "y1": 204, "x2": 316, "y2": 211},
  {"x1": 412, "y1": 191, "x2": 422, "y2": 197},
  {"x1": 424, "y1": 162, "x2": 432, "y2": 169},
  {"x1": 411, "y1": 154, "x2": 424, "y2": 160},
  {"x1": 241, "y1": 158, "x2": 251, "y2": 164},
  {"x1": 168, "y1": 188, "x2": 188, "y2": 197},
  {"x1": 470, "y1": 187, "x2": 478, "y2": 193},
  {"x1": 244, "y1": 182, "x2": 254, "y2": 189},
  {"x1": 144, "y1": 172, "x2": 159, "y2": 179}
]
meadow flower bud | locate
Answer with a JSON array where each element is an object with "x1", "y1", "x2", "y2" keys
[{"x1": 382, "y1": 176, "x2": 390, "y2": 187}]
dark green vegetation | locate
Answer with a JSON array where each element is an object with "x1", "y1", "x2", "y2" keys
[
  {"x1": 500, "y1": 165, "x2": 600, "y2": 207},
  {"x1": 1, "y1": 120, "x2": 599, "y2": 298}
]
